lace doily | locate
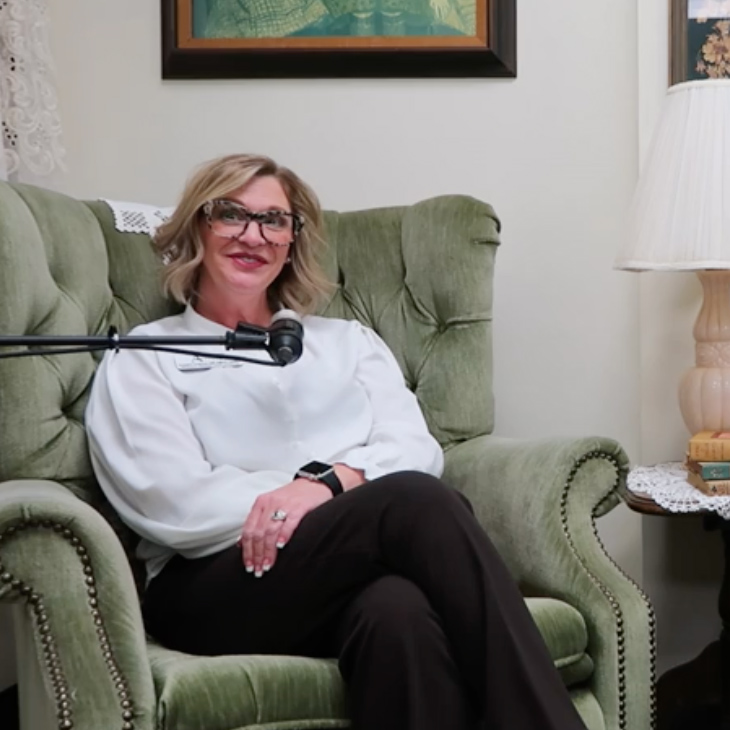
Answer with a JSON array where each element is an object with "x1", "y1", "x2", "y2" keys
[
  {"x1": 0, "y1": 0, "x2": 66, "y2": 177},
  {"x1": 102, "y1": 200, "x2": 175, "y2": 236},
  {"x1": 628, "y1": 462, "x2": 730, "y2": 519}
]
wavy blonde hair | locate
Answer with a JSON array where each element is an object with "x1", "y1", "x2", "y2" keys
[{"x1": 153, "y1": 154, "x2": 334, "y2": 314}]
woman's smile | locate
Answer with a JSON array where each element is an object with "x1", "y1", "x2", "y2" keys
[{"x1": 227, "y1": 250, "x2": 268, "y2": 270}]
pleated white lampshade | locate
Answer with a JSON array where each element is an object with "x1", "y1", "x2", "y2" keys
[{"x1": 616, "y1": 79, "x2": 730, "y2": 271}]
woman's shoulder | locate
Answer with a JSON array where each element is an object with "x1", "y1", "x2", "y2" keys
[
  {"x1": 304, "y1": 315, "x2": 388, "y2": 353},
  {"x1": 304, "y1": 315, "x2": 372, "y2": 338}
]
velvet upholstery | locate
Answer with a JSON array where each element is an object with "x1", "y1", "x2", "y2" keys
[{"x1": 0, "y1": 182, "x2": 655, "y2": 730}]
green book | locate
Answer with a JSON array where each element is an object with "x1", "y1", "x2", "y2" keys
[{"x1": 688, "y1": 459, "x2": 730, "y2": 480}]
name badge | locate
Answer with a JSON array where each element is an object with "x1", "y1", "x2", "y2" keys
[{"x1": 175, "y1": 354, "x2": 243, "y2": 371}]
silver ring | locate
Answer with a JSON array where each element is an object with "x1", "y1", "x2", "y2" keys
[{"x1": 271, "y1": 509, "x2": 287, "y2": 521}]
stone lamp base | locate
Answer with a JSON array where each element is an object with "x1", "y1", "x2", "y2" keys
[{"x1": 680, "y1": 270, "x2": 730, "y2": 434}]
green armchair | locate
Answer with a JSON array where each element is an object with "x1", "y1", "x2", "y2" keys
[{"x1": 0, "y1": 181, "x2": 654, "y2": 730}]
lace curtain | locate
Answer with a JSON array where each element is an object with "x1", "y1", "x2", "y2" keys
[{"x1": 0, "y1": 0, "x2": 65, "y2": 178}]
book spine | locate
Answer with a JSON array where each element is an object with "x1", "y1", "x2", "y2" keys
[
  {"x1": 688, "y1": 440, "x2": 730, "y2": 461},
  {"x1": 686, "y1": 458, "x2": 730, "y2": 479},
  {"x1": 699, "y1": 463, "x2": 730, "y2": 480},
  {"x1": 687, "y1": 471, "x2": 730, "y2": 495}
]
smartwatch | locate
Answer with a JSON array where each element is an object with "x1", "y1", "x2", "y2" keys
[{"x1": 295, "y1": 460, "x2": 344, "y2": 497}]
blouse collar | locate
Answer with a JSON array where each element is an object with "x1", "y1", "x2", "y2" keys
[{"x1": 182, "y1": 304, "x2": 230, "y2": 335}]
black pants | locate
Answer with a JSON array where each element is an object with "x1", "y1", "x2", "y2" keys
[{"x1": 143, "y1": 471, "x2": 586, "y2": 730}]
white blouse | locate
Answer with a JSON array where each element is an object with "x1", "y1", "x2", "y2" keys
[{"x1": 85, "y1": 305, "x2": 443, "y2": 580}]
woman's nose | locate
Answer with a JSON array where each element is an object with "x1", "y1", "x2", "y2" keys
[{"x1": 240, "y1": 220, "x2": 268, "y2": 247}]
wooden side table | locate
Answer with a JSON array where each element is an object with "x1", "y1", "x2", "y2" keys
[{"x1": 625, "y1": 467, "x2": 730, "y2": 730}]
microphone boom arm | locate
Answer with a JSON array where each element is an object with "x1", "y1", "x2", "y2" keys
[{"x1": 0, "y1": 323, "x2": 288, "y2": 366}]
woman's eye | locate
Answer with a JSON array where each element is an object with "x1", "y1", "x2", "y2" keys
[
  {"x1": 262, "y1": 213, "x2": 288, "y2": 230},
  {"x1": 218, "y1": 208, "x2": 246, "y2": 223}
]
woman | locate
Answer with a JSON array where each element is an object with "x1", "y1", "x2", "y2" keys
[{"x1": 85, "y1": 153, "x2": 586, "y2": 730}]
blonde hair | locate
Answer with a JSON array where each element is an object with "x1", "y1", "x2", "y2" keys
[{"x1": 153, "y1": 153, "x2": 334, "y2": 314}]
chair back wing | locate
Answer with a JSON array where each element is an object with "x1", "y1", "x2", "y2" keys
[
  {"x1": 0, "y1": 184, "x2": 177, "y2": 503},
  {"x1": 319, "y1": 196, "x2": 500, "y2": 447},
  {"x1": 0, "y1": 182, "x2": 500, "y2": 511}
]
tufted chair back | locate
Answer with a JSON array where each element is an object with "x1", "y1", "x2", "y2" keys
[{"x1": 0, "y1": 182, "x2": 500, "y2": 539}]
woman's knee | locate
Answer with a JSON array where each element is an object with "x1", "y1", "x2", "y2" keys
[
  {"x1": 343, "y1": 575, "x2": 436, "y2": 639},
  {"x1": 337, "y1": 576, "x2": 445, "y2": 682},
  {"x1": 371, "y1": 471, "x2": 473, "y2": 513}
]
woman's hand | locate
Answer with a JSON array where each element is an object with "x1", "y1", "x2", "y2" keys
[
  {"x1": 241, "y1": 478, "x2": 331, "y2": 576},
  {"x1": 240, "y1": 464, "x2": 365, "y2": 576}
]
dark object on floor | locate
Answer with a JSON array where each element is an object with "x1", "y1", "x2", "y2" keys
[
  {"x1": 665, "y1": 703, "x2": 722, "y2": 730},
  {"x1": 0, "y1": 684, "x2": 19, "y2": 730}
]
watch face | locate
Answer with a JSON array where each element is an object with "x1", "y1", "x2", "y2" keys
[{"x1": 300, "y1": 461, "x2": 334, "y2": 477}]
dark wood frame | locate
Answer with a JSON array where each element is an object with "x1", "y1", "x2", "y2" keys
[
  {"x1": 670, "y1": 0, "x2": 689, "y2": 85},
  {"x1": 161, "y1": 0, "x2": 516, "y2": 79}
]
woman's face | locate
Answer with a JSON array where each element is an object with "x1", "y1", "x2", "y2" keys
[{"x1": 197, "y1": 175, "x2": 293, "y2": 307}]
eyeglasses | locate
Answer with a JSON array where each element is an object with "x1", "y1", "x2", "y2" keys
[{"x1": 202, "y1": 199, "x2": 303, "y2": 247}]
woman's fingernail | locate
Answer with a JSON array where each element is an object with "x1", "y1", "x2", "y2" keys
[
  {"x1": 263, "y1": 562, "x2": 271, "y2": 572},
  {"x1": 245, "y1": 564, "x2": 254, "y2": 573},
  {"x1": 254, "y1": 569, "x2": 263, "y2": 578},
  {"x1": 276, "y1": 541, "x2": 285, "y2": 549}
]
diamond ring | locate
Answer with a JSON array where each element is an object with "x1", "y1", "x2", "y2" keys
[{"x1": 271, "y1": 509, "x2": 288, "y2": 521}]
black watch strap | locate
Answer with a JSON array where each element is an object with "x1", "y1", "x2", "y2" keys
[
  {"x1": 318, "y1": 469, "x2": 344, "y2": 497},
  {"x1": 295, "y1": 461, "x2": 344, "y2": 497}
]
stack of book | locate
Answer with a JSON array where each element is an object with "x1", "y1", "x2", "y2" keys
[{"x1": 686, "y1": 431, "x2": 730, "y2": 495}]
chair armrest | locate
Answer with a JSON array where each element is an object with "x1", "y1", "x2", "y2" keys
[
  {"x1": 443, "y1": 435, "x2": 655, "y2": 730},
  {"x1": 0, "y1": 479, "x2": 156, "y2": 730}
]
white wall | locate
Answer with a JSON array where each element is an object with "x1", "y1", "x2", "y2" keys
[{"x1": 0, "y1": 0, "x2": 645, "y2": 688}]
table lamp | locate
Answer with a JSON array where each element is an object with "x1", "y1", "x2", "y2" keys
[{"x1": 616, "y1": 79, "x2": 730, "y2": 434}]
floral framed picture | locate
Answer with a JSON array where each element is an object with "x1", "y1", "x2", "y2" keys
[
  {"x1": 161, "y1": 0, "x2": 516, "y2": 78},
  {"x1": 671, "y1": 0, "x2": 730, "y2": 83}
]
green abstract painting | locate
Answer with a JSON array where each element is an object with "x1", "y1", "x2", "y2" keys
[{"x1": 191, "y1": 0, "x2": 477, "y2": 38}]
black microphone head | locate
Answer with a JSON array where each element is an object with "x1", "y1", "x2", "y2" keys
[
  {"x1": 271, "y1": 309, "x2": 303, "y2": 328},
  {"x1": 268, "y1": 309, "x2": 304, "y2": 365}
]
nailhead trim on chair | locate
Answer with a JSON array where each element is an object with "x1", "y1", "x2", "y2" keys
[
  {"x1": 0, "y1": 465, "x2": 657, "y2": 730},
  {"x1": 0, "y1": 519, "x2": 136, "y2": 730},
  {"x1": 562, "y1": 452, "x2": 657, "y2": 730}
]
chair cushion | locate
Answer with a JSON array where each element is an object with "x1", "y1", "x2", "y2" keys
[
  {"x1": 526, "y1": 597, "x2": 594, "y2": 688},
  {"x1": 147, "y1": 597, "x2": 592, "y2": 730},
  {"x1": 148, "y1": 647, "x2": 349, "y2": 730}
]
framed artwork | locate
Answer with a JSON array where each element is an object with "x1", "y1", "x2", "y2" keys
[
  {"x1": 671, "y1": 0, "x2": 730, "y2": 83},
  {"x1": 161, "y1": 0, "x2": 516, "y2": 79}
]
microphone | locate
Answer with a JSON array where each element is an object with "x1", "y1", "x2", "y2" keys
[
  {"x1": 267, "y1": 309, "x2": 304, "y2": 365},
  {"x1": 0, "y1": 311, "x2": 306, "y2": 367}
]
